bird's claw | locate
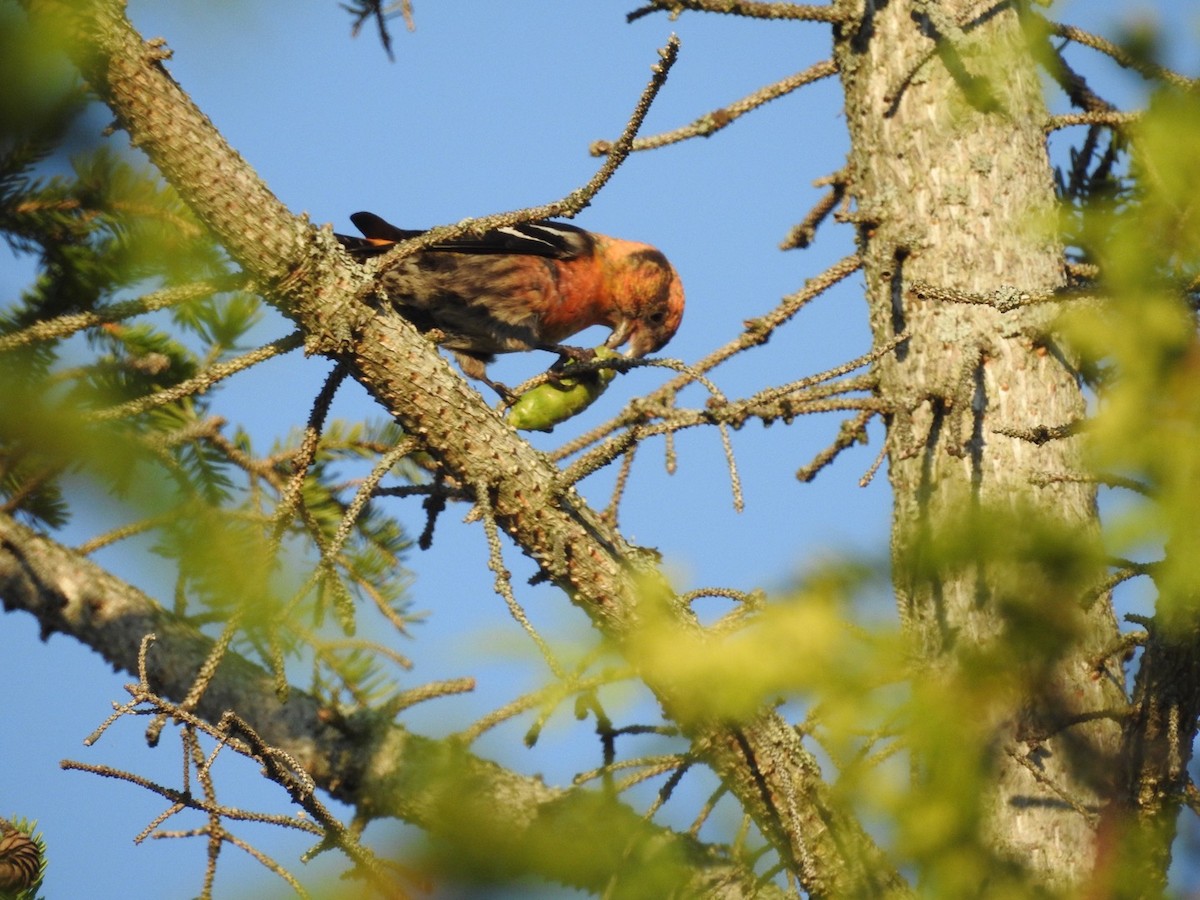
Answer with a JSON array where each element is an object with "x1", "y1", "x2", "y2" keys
[
  {"x1": 546, "y1": 344, "x2": 596, "y2": 373},
  {"x1": 481, "y1": 377, "x2": 517, "y2": 404}
]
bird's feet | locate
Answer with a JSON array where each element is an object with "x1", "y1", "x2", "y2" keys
[
  {"x1": 542, "y1": 343, "x2": 597, "y2": 375},
  {"x1": 480, "y1": 376, "x2": 518, "y2": 404}
]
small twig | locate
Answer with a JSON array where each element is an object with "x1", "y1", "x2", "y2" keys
[
  {"x1": 379, "y1": 677, "x2": 476, "y2": 717},
  {"x1": 747, "y1": 334, "x2": 904, "y2": 412},
  {"x1": 1005, "y1": 744, "x2": 1100, "y2": 826},
  {"x1": 346, "y1": 0, "x2": 415, "y2": 62},
  {"x1": 1045, "y1": 18, "x2": 1200, "y2": 91},
  {"x1": 217, "y1": 711, "x2": 395, "y2": 890},
  {"x1": 148, "y1": 610, "x2": 244, "y2": 745},
  {"x1": 272, "y1": 362, "x2": 349, "y2": 547},
  {"x1": 1033, "y1": 470, "x2": 1151, "y2": 497},
  {"x1": 643, "y1": 759, "x2": 695, "y2": 820},
  {"x1": 664, "y1": 428, "x2": 677, "y2": 475},
  {"x1": 795, "y1": 409, "x2": 874, "y2": 483},
  {"x1": 553, "y1": 357, "x2": 726, "y2": 487},
  {"x1": 780, "y1": 168, "x2": 847, "y2": 250},
  {"x1": 88, "y1": 331, "x2": 304, "y2": 421},
  {"x1": 1040, "y1": 37, "x2": 1115, "y2": 114},
  {"x1": 858, "y1": 428, "x2": 889, "y2": 487},
  {"x1": 314, "y1": 635, "x2": 413, "y2": 673},
  {"x1": 678, "y1": 586, "x2": 763, "y2": 608},
  {"x1": 910, "y1": 280, "x2": 1051, "y2": 312},
  {"x1": 1089, "y1": 557, "x2": 1156, "y2": 599},
  {"x1": 72, "y1": 515, "x2": 168, "y2": 555},
  {"x1": 1089, "y1": 629, "x2": 1147, "y2": 672},
  {"x1": 547, "y1": 255, "x2": 864, "y2": 473},
  {"x1": 627, "y1": 0, "x2": 846, "y2": 23},
  {"x1": 557, "y1": 374, "x2": 884, "y2": 490},
  {"x1": 212, "y1": 830, "x2": 312, "y2": 899},
  {"x1": 592, "y1": 60, "x2": 837, "y2": 156},
  {"x1": 689, "y1": 783, "x2": 729, "y2": 836},
  {"x1": 417, "y1": 472, "x2": 447, "y2": 549},
  {"x1": 374, "y1": 36, "x2": 681, "y2": 271},
  {"x1": 457, "y1": 666, "x2": 632, "y2": 745},
  {"x1": 604, "y1": 444, "x2": 639, "y2": 525},
  {"x1": 472, "y1": 478, "x2": 565, "y2": 679},
  {"x1": 717, "y1": 423, "x2": 744, "y2": 512},
  {"x1": 575, "y1": 753, "x2": 690, "y2": 789},
  {"x1": 672, "y1": 254, "x2": 863, "y2": 390},
  {"x1": 1045, "y1": 110, "x2": 1140, "y2": 133},
  {"x1": 322, "y1": 437, "x2": 418, "y2": 573},
  {"x1": 1017, "y1": 708, "x2": 1131, "y2": 745},
  {"x1": 0, "y1": 278, "x2": 243, "y2": 353},
  {"x1": 992, "y1": 420, "x2": 1083, "y2": 445}
]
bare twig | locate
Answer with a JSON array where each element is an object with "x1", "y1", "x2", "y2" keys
[
  {"x1": 272, "y1": 363, "x2": 348, "y2": 546},
  {"x1": 472, "y1": 478, "x2": 565, "y2": 679},
  {"x1": 718, "y1": 423, "x2": 744, "y2": 512},
  {"x1": 1039, "y1": 35, "x2": 1115, "y2": 114},
  {"x1": 323, "y1": 437, "x2": 418, "y2": 572},
  {"x1": 592, "y1": 60, "x2": 837, "y2": 156},
  {"x1": 1045, "y1": 19, "x2": 1200, "y2": 91},
  {"x1": 796, "y1": 409, "x2": 874, "y2": 483},
  {"x1": 551, "y1": 254, "x2": 865, "y2": 468},
  {"x1": 859, "y1": 429, "x2": 889, "y2": 488},
  {"x1": 1045, "y1": 110, "x2": 1140, "y2": 133},
  {"x1": 1089, "y1": 629, "x2": 1147, "y2": 672},
  {"x1": 346, "y1": 0, "x2": 415, "y2": 61},
  {"x1": 0, "y1": 278, "x2": 244, "y2": 353},
  {"x1": 1005, "y1": 744, "x2": 1100, "y2": 825},
  {"x1": 627, "y1": 0, "x2": 845, "y2": 23},
  {"x1": 374, "y1": 36, "x2": 682, "y2": 272},
  {"x1": 910, "y1": 279, "x2": 1101, "y2": 312},
  {"x1": 605, "y1": 444, "x2": 640, "y2": 525},
  {"x1": 993, "y1": 420, "x2": 1083, "y2": 445},
  {"x1": 780, "y1": 169, "x2": 847, "y2": 250},
  {"x1": 379, "y1": 677, "x2": 476, "y2": 717},
  {"x1": 88, "y1": 332, "x2": 304, "y2": 421},
  {"x1": 673, "y1": 255, "x2": 863, "y2": 388},
  {"x1": 457, "y1": 666, "x2": 632, "y2": 746}
]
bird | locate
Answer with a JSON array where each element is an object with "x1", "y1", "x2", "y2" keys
[{"x1": 336, "y1": 211, "x2": 684, "y2": 395}]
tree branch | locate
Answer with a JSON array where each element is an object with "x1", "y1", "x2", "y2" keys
[{"x1": 0, "y1": 512, "x2": 773, "y2": 897}]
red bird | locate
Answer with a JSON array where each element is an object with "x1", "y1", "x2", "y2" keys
[{"x1": 337, "y1": 212, "x2": 684, "y2": 392}]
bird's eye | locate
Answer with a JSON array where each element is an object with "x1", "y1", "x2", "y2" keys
[{"x1": 649, "y1": 311, "x2": 666, "y2": 324}]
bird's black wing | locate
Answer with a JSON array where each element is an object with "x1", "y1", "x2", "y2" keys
[{"x1": 337, "y1": 211, "x2": 594, "y2": 260}]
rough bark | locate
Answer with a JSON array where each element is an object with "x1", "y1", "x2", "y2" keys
[{"x1": 834, "y1": 0, "x2": 1126, "y2": 887}]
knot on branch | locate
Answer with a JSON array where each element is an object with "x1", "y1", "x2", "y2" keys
[
  {"x1": 286, "y1": 229, "x2": 376, "y2": 356},
  {"x1": 144, "y1": 36, "x2": 173, "y2": 64}
]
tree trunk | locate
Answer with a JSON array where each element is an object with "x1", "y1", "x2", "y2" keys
[{"x1": 835, "y1": 1, "x2": 1125, "y2": 887}]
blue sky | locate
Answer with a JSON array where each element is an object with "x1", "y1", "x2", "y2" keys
[{"x1": 2, "y1": 1, "x2": 1198, "y2": 897}]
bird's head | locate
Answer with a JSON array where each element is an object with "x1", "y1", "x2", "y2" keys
[{"x1": 600, "y1": 242, "x2": 685, "y2": 359}]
